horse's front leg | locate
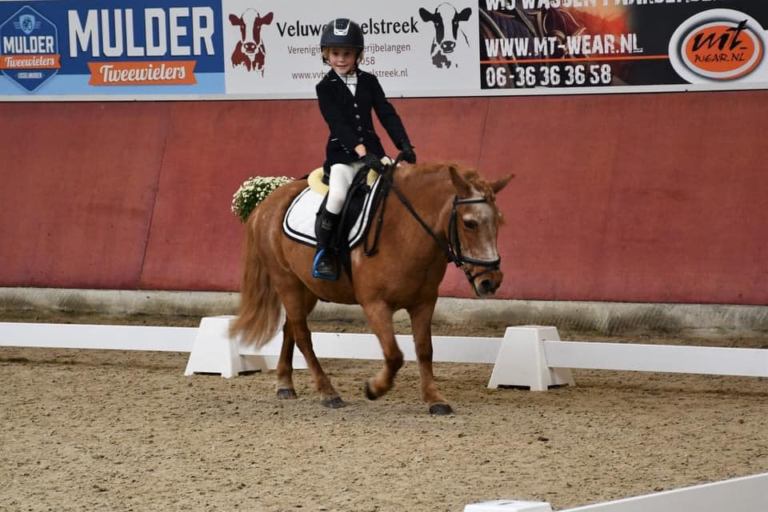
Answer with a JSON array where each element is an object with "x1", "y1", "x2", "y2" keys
[
  {"x1": 408, "y1": 300, "x2": 453, "y2": 415},
  {"x1": 362, "y1": 301, "x2": 404, "y2": 400}
]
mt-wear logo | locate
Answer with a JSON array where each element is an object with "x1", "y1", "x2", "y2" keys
[
  {"x1": 0, "y1": 6, "x2": 61, "y2": 92},
  {"x1": 670, "y1": 9, "x2": 765, "y2": 82}
]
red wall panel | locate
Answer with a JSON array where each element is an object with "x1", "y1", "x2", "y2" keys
[
  {"x1": 477, "y1": 92, "x2": 768, "y2": 304},
  {"x1": 0, "y1": 102, "x2": 169, "y2": 289},
  {"x1": 139, "y1": 100, "x2": 329, "y2": 290},
  {"x1": 1, "y1": 91, "x2": 767, "y2": 304}
]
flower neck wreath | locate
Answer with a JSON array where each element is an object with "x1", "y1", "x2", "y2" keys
[{"x1": 231, "y1": 176, "x2": 294, "y2": 223}]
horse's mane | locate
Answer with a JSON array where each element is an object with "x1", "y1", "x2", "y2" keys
[{"x1": 401, "y1": 162, "x2": 503, "y2": 213}]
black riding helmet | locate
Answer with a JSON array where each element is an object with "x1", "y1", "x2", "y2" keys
[{"x1": 320, "y1": 19, "x2": 364, "y2": 63}]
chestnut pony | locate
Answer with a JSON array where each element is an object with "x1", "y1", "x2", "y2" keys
[{"x1": 230, "y1": 157, "x2": 513, "y2": 414}]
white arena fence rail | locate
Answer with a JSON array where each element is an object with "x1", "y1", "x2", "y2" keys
[
  {"x1": 0, "y1": 318, "x2": 766, "y2": 388},
  {"x1": 464, "y1": 472, "x2": 768, "y2": 512}
]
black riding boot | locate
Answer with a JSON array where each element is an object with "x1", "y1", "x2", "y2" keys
[{"x1": 312, "y1": 209, "x2": 339, "y2": 280}]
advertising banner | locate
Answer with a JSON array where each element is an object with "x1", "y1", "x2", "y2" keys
[
  {"x1": 0, "y1": 0, "x2": 225, "y2": 97},
  {"x1": 479, "y1": 1, "x2": 768, "y2": 93},
  {"x1": 0, "y1": 0, "x2": 767, "y2": 101}
]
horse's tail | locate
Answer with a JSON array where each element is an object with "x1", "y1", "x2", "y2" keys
[{"x1": 229, "y1": 211, "x2": 283, "y2": 349}]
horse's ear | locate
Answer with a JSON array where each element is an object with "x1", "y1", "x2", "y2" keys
[
  {"x1": 491, "y1": 173, "x2": 515, "y2": 193},
  {"x1": 448, "y1": 166, "x2": 473, "y2": 197}
]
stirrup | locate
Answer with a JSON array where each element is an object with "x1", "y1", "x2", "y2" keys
[{"x1": 312, "y1": 249, "x2": 339, "y2": 281}]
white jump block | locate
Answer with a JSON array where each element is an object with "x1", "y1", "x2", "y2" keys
[
  {"x1": 465, "y1": 500, "x2": 552, "y2": 512},
  {"x1": 487, "y1": 326, "x2": 768, "y2": 390},
  {"x1": 488, "y1": 326, "x2": 575, "y2": 391},
  {"x1": 184, "y1": 316, "x2": 307, "y2": 378}
]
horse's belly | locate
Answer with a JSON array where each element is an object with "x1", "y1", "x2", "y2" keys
[{"x1": 306, "y1": 279, "x2": 358, "y2": 305}]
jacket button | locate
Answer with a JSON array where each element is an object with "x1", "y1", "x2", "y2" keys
[
  {"x1": 357, "y1": 126, "x2": 362, "y2": 131},
  {"x1": 358, "y1": 137, "x2": 364, "y2": 142},
  {"x1": 353, "y1": 103, "x2": 358, "y2": 108},
  {"x1": 355, "y1": 115, "x2": 360, "y2": 119}
]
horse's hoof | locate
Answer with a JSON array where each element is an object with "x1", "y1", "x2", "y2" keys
[
  {"x1": 429, "y1": 403, "x2": 454, "y2": 415},
  {"x1": 276, "y1": 388, "x2": 297, "y2": 400},
  {"x1": 364, "y1": 381, "x2": 378, "y2": 401},
  {"x1": 321, "y1": 396, "x2": 345, "y2": 409}
]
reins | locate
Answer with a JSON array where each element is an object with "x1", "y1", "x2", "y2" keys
[{"x1": 365, "y1": 154, "x2": 501, "y2": 283}]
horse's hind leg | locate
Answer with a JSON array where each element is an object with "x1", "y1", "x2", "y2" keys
[
  {"x1": 276, "y1": 283, "x2": 343, "y2": 408},
  {"x1": 289, "y1": 315, "x2": 344, "y2": 408},
  {"x1": 275, "y1": 324, "x2": 298, "y2": 399},
  {"x1": 408, "y1": 299, "x2": 453, "y2": 415},
  {"x1": 362, "y1": 301, "x2": 404, "y2": 400}
]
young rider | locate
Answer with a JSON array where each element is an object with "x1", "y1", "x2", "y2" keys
[{"x1": 312, "y1": 18, "x2": 417, "y2": 280}]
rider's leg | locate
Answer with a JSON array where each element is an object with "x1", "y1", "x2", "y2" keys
[
  {"x1": 325, "y1": 162, "x2": 362, "y2": 215},
  {"x1": 312, "y1": 162, "x2": 362, "y2": 280},
  {"x1": 312, "y1": 208, "x2": 340, "y2": 279}
]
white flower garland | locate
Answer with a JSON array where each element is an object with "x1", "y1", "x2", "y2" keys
[{"x1": 231, "y1": 176, "x2": 294, "y2": 222}]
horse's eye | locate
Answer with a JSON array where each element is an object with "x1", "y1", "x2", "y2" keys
[{"x1": 463, "y1": 219, "x2": 477, "y2": 230}]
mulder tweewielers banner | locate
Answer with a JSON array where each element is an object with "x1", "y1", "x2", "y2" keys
[{"x1": 0, "y1": 0, "x2": 767, "y2": 101}]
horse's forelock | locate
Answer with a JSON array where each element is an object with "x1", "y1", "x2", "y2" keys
[
  {"x1": 457, "y1": 168, "x2": 506, "y2": 225},
  {"x1": 459, "y1": 168, "x2": 500, "y2": 207}
]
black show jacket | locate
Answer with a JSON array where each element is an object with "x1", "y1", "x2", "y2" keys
[{"x1": 316, "y1": 69, "x2": 409, "y2": 166}]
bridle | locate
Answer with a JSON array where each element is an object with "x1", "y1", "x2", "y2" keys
[
  {"x1": 447, "y1": 196, "x2": 502, "y2": 281},
  {"x1": 367, "y1": 154, "x2": 501, "y2": 285}
]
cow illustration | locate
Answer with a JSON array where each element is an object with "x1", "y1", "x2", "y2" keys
[
  {"x1": 419, "y1": 4, "x2": 472, "y2": 69},
  {"x1": 229, "y1": 9, "x2": 274, "y2": 75}
]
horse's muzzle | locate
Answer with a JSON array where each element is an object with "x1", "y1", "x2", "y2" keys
[{"x1": 473, "y1": 270, "x2": 503, "y2": 297}]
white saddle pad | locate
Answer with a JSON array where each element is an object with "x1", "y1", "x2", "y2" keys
[{"x1": 282, "y1": 175, "x2": 385, "y2": 248}]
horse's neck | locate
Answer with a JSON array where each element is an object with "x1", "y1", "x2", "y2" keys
[{"x1": 393, "y1": 168, "x2": 455, "y2": 242}]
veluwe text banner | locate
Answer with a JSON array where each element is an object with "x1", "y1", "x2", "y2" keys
[{"x1": 1, "y1": 0, "x2": 767, "y2": 100}]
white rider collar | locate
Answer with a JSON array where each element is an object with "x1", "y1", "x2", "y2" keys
[{"x1": 334, "y1": 69, "x2": 358, "y2": 94}]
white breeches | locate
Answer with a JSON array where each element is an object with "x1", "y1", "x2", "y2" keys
[{"x1": 325, "y1": 161, "x2": 364, "y2": 215}]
